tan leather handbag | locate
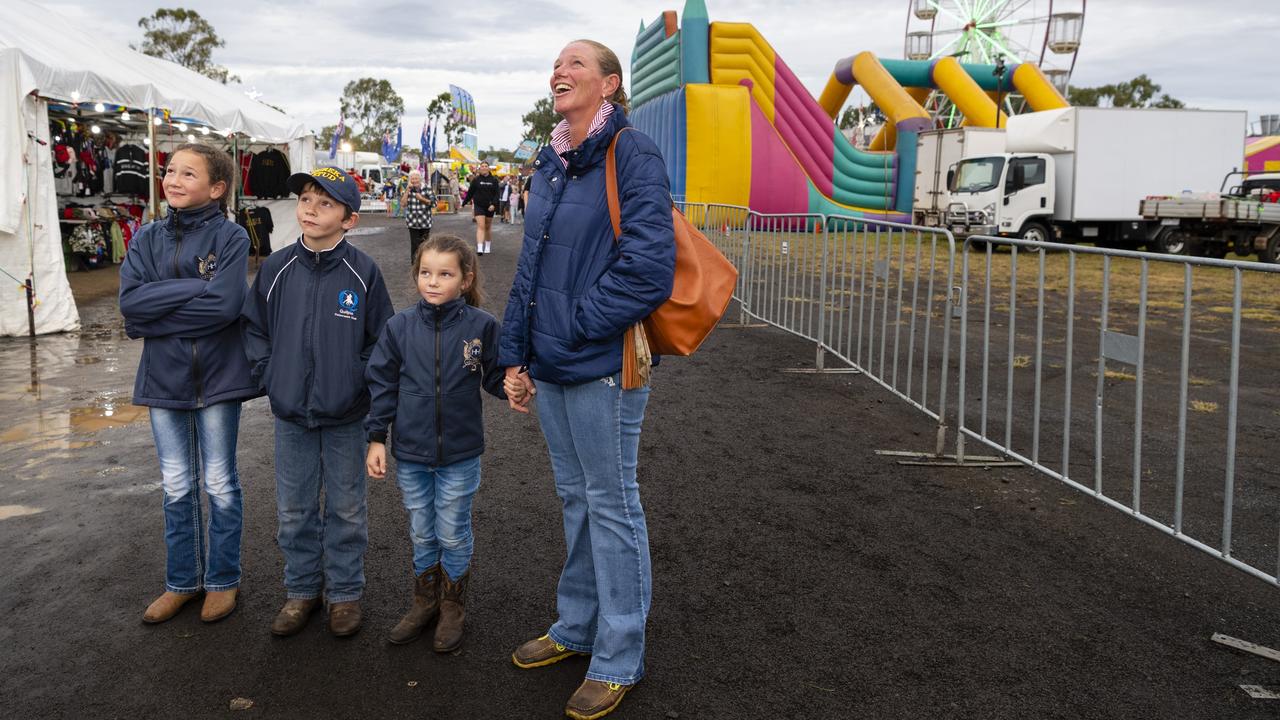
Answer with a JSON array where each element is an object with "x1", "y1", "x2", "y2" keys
[{"x1": 606, "y1": 128, "x2": 738, "y2": 388}]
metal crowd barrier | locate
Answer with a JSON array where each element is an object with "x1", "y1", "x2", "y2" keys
[
  {"x1": 689, "y1": 203, "x2": 958, "y2": 454},
  {"x1": 957, "y1": 236, "x2": 1280, "y2": 586}
]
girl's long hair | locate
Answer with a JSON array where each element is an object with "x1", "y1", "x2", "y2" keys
[{"x1": 413, "y1": 234, "x2": 484, "y2": 306}]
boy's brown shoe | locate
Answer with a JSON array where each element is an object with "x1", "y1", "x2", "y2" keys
[
  {"x1": 565, "y1": 679, "x2": 633, "y2": 720},
  {"x1": 328, "y1": 601, "x2": 362, "y2": 637},
  {"x1": 200, "y1": 589, "x2": 239, "y2": 623},
  {"x1": 432, "y1": 570, "x2": 468, "y2": 652},
  {"x1": 142, "y1": 590, "x2": 203, "y2": 624},
  {"x1": 512, "y1": 634, "x2": 587, "y2": 669},
  {"x1": 270, "y1": 597, "x2": 319, "y2": 636},
  {"x1": 388, "y1": 565, "x2": 442, "y2": 645}
]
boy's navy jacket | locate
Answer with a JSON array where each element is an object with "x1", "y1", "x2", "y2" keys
[
  {"x1": 241, "y1": 236, "x2": 394, "y2": 428},
  {"x1": 365, "y1": 297, "x2": 505, "y2": 466},
  {"x1": 118, "y1": 203, "x2": 260, "y2": 409},
  {"x1": 498, "y1": 106, "x2": 675, "y2": 384}
]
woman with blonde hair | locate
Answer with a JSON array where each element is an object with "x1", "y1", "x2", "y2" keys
[{"x1": 500, "y1": 39, "x2": 674, "y2": 720}]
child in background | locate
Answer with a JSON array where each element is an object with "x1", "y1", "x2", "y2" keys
[
  {"x1": 119, "y1": 144, "x2": 258, "y2": 625},
  {"x1": 241, "y1": 167, "x2": 394, "y2": 638},
  {"x1": 365, "y1": 234, "x2": 505, "y2": 651}
]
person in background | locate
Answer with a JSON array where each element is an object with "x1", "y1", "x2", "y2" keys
[
  {"x1": 401, "y1": 170, "x2": 434, "y2": 262},
  {"x1": 461, "y1": 162, "x2": 501, "y2": 255},
  {"x1": 500, "y1": 39, "x2": 675, "y2": 720},
  {"x1": 119, "y1": 143, "x2": 258, "y2": 626}
]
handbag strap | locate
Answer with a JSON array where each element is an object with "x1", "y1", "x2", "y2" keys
[{"x1": 604, "y1": 126, "x2": 637, "y2": 242}]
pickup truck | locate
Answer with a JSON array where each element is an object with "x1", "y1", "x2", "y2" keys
[{"x1": 1139, "y1": 172, "x2": 1280, "y2": 262}]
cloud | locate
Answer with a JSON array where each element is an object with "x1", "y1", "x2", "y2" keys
[{"x1": 38, "y1": 0, "x2": 1280, "y2": 147}]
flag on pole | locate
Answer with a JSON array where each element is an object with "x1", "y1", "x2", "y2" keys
[
  {"x1": 421, "y1": 118, "x2": 431, "y2": 168},
  {"x1": 328, "y1": 116, "x2": 344, "y2": 159}
]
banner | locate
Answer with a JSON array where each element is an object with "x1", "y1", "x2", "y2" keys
[
  {"x1": 513, "y1": 139, "x2": 540, "y2": 161},
  {"x1": 448, "y1": 85, "x2": 476, "y2": 128}
]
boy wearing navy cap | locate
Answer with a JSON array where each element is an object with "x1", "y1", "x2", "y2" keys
[{"x1": 242, "y1": 167, "x2": 394, "y2": 637}]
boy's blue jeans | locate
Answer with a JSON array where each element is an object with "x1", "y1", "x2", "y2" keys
[
  {"x1": 534, "y1": 373, "x2": 651, "y2": 686},
  {"x1": 149, "y1": 403, "x2": 243, "y2": 594},
  {"x1": 273, "y1": 418, "x2": 368, "y2": 603},
  {"x1": 394, "y1": 456, "x2": 482, "y2": 580}
]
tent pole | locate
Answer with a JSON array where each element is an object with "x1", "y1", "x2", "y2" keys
[
  {"x1": 147, "y1": 109, "x2": 158, "y2": 221},
  {"x1": 231, "y1": 135, "x2": 240, "y2": 214}
]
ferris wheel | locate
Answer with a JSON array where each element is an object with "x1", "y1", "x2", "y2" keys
[{"x1": 904, "y1": 0, "x2": 1086, "y2": 126}]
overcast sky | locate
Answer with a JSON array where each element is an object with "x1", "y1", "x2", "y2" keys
[{"x1": 41, "y1": 0, "x2": 1280, "y2": 149}]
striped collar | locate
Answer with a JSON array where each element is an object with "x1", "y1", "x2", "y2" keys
[{"x1": 550, "y1": 102, "x2": 614, "y2": 168}]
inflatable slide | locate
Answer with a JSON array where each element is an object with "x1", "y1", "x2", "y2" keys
[{"x1": 630, "y1": 0, "x2": 1069, "y2": 220}]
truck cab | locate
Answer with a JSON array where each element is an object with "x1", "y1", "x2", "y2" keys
[{"x1": 946, "y1": 153, "x2": 1055, "y2": 242}]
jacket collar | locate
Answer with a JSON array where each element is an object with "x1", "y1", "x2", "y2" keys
[
  {"x1": 537, "y1": 103, "x2": 629, "y2": 175},
  {"x1": 416, "y1": 296, "x2": 467, "y2": 327},
  {"x1": 294, "y1": 234, "x2": 350, "y2": 269},
  {"x1": 165, "y1": 202, "x2": 223, "y2": 232}
]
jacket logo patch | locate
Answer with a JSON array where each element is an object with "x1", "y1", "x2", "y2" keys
[
  {"x1": 462, "y1": 338, "x2": 483, "y2": 372},
  {"x1": 196, "y1": 252, "x2": 217, "y2": 280},
  {"x1": 335, "y1": 289, "x2": 360, "y2": 321}
]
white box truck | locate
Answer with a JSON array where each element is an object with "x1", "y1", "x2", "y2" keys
[
  {"x1": 912, "y1": 127, "x2": 1006, "y2": 228},
  {"x1": 938, "y1": 107, "x2": 1246, "y2": 248}
]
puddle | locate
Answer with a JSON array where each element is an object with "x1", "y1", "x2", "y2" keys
[
  {"x1": 0, "y1": 505, "x2": 45, "y2": 520},
  {"x1": 0, "y1": 394, "x2": 146, "y2": 452},
  {"x1": 69, "y1": 401, "x2": 148, "y2": 433}
]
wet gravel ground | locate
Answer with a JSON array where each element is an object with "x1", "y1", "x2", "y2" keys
[{"x1": 3, "y1": 211, "x2": 1280, "y2": 718}]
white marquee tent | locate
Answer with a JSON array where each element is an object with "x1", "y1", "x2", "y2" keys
[{"x1": 0, "y1": 3, "x2": 314, "y2": 336}]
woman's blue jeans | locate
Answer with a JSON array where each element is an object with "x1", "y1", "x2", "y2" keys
[
  {"x1": 273, "y1": 418, "x2": 368, "y2": 603},
  {"x1": 395, "y1": 456, "x2": 482, "y2": 580},
  {"x1": 534, "y1": 373, "x2": 651, "y2": 686},
  {"x1": 149, "y1": 402, "x2": 243, "y2": 593}
]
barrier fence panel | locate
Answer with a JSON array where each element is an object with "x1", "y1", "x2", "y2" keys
[
  {"x1": 957, "y1": 236, "x2": 1280, "y2": 586},
  {"x1": 821, "y1": 216, "x2": 958, "y2": 450},
  {"x1": 690, "y1": 204, "x2": 959, "y2": 453}
]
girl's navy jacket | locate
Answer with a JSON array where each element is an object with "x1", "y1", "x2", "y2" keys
[
  {"x1": 365, "y1": 297, "x2": 505, "y2": 467},
  {"x1": 241, "y1": 237, "x2": 394, "y2": 428},
  {"x1": 119, "y1": 203, "x2": 260, "y2": 409},
  {"x1": 498, "y1": 106, "x2": 675, "y2": 385}
]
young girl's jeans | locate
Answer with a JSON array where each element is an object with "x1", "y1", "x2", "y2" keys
[
  {"x1": 149, "y1": 402, "x2": 244, "y2": 594},
  {"x1": 395, "y1": 456, "x2": 482, "y2": 580}
]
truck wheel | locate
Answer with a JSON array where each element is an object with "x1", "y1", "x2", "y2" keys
[
  {"x1": 1261, "y1": 234, "x2": 1280, "y2": 264},
  {"x1": 1150, "y1": 228, "x2": 1188, "y2": 255},
  {"x1": 1019, "y1": 222, "x2": 1050, "y2": 245}
]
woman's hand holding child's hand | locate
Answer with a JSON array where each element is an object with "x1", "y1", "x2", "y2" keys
[{"x1": 504, "y1": 367, "x2": 535, "y2": 414}]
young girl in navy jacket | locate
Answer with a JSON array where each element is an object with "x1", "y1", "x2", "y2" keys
[
  {"x1": 119, "y1": 144, "x2": 258, "y2": 625},
  {"x1": 364, "y1": 234, "x2": 505, "y2": 650}
]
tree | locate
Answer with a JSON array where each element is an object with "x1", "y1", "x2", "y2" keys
[
  {"x1": 339, "y1": 78, "x2": 405, "y2": 151},
  {"x1": 837, "y1": 103, "x2": 882, "y2": 131},
  {"x1": 1068, "y1": 74, "x2": 1185, "y2": 109},
  {"x1": 521, "y1": 94, "x2": 559, "y2": 144},
  {"x1": 135, "y1": 8, "x2": 239, "y2": 84},
  {"x1": 426, "y1": 92, "x2": 467, "y2": 149}
]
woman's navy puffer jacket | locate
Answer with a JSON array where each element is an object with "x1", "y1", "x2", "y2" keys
[{"x1": 498, "y1": 106, "x2": 674, "y2": 385}]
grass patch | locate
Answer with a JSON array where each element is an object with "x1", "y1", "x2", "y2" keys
[
  {"x1": 1191, "y1": 400, "x2": 1219, "y2": 413},
  {"x1": 1012, "y1": 355, "x2": 1032, "y2": 368},
  {"x1": 1104, "y1": 369, "x2": 1137, "y2": 381}
]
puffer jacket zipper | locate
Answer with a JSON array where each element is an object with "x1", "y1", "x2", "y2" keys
[{"x1": 172, "y1": 217, "x2": 206, "y2": 406}]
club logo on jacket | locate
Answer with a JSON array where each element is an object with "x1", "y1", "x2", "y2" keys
[
  {"x1": 462, "y1": 338, "x2": 483, "y2": 372},
  {"x1": 335, "y1": 289, "x2": 360, "y2": 321},
  {"x1": 196, "y1": 252, "x2": 217, "y2": 280}
]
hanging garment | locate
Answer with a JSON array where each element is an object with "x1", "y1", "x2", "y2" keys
[
  {"x1": 114, "y1": 144, "x2": 149, "y2": 197},
  {"x1": 247, "y1": 149, "x2": 290, "y2": 198}
]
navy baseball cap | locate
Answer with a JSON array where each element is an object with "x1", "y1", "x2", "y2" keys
[{"x1": 287, "y1": 166, "x2": 361, "y2": 213}]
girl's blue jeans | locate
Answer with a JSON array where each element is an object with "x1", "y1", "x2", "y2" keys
[
  {"x1": 149, "y1": 402, "x2": 244, "y2": 593},
  {"x1": 394, "y1": 456, "x2": 482, "y2": 580}
]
